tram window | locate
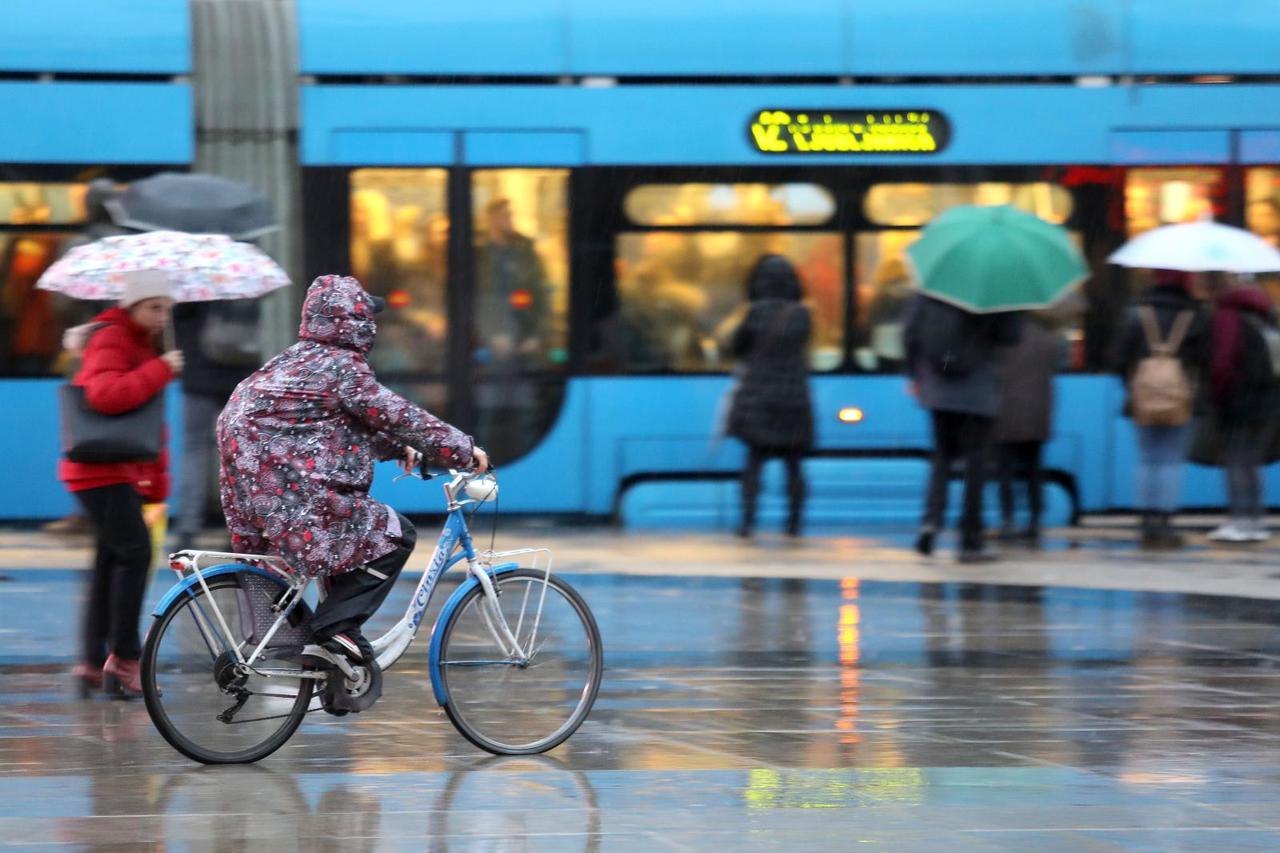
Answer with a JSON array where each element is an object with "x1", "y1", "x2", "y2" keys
[
  {"x1": 864, "y1": 183, "x2": 1072, "y2": 227},
  {"x1": 1125, "y1": 168, "x2": 1224, "y2": 236},
  {"x1": 349, "y1": 168, "x2": 450, "y2": 376},
  {"x1": 0, "y1": 182, "x2": 93, "y2": 226},
  {"x1": 0, "y1": 232, "x2": 86, "y2": 377},
  {"x1": 608, "y1": 231, "x2": 844, "y2": 373},
  {"x1": 853, "y1": 231, "x2": 1087, "y2": 372},
  {"x1": 1246, "y1": 168, "x2": 1280, "y2": 249},
  {"x1": 470, "y1": 169, "x2": 569, "y2": 462},
  {"x1": 624, "y1": 183, "x2": 835, "y2": 226}
]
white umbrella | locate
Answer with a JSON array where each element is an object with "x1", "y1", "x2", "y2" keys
[
  {"x1": 37, "y1": 231, "x2": 291, "y2": 301},
  {"x1": 1109, "y1": 221, "x2": 1280, "y2": 273}
]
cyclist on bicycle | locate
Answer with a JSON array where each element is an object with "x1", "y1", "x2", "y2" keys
[{"x1": 216, "y1": 274, "x2": 489, "y2": 704}]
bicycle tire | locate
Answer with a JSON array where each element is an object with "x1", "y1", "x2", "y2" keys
[
  {"x1": 437, "y1": 569, "x2": 603, "y2": 755},
  {"x1": 142, "y1": 574, "x2": 314, "y2": 764}
]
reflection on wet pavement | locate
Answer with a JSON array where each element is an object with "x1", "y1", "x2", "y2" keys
[{"x1": 4, "y1": 571, "x2": 1280, "y2": 849}]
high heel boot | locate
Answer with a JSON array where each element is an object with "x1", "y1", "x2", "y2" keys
[{"x1": 102, "y1": 654, "x2": 143, "y2": 700}]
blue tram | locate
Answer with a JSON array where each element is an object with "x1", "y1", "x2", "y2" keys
[{"x1": 2, "y1": 0, "x2": 1280, "y2": 528}]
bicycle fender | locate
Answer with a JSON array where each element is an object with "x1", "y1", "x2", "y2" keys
[
  {"x1": 427, "y1": 562, "x2": 522, "y2": 707},
  {"x1": 151, "y1": 564, "x2": 289, "y2": 616}
]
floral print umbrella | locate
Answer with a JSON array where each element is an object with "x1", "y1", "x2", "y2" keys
[{"x1": 37, "y1": 231, "x2": 291, "y2": 301}]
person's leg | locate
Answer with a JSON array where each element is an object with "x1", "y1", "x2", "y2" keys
[
  {"x1": 957, "y1": 415, "x2": 994, "y2": 554},
  {"x1": 996, "y1": 443, "x2": 1016, "y2": 535},
  {"x1": 310, "y1": 514, "x2": 418, "y2": 644},
  {"x1": 1134, "y1": 425, "x2": 1159, "y2": 544},
  {"x1": 739, "y1": 446, "x2": 765, "y2": 537},
  {"x1": 918, "y1": 411, "x2": 958, "y2": 555},
  {"x1": 101, "y1": 485, "x2": 152, "y2": 662},
  {"x1": 922, "y1": 412, "x2": 958, "y2": 529},
  {"x1": 1231, "y1": 423, "x2": 1266, "y2": 535},
  {"x1": 74, "y1": 489, "x2": 116, "y2": 679},
  {"x1": 784, "y1": 450, "x2": 805, "y2": 537},
  {"x1": 176, "y1": 393, "x2": 218, "y2": 540},
  {"x1": 1024, "y1": 441, "x2": 1044, "y2": 538},
  {"x1": 1151, "y1": 424, "x2": 1192, "y2": 546},
  {"x1": 1221, "y1": 425, "x2": 1251, "y2": 532}
]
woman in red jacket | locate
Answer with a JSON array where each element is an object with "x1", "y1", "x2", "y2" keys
[{"x1": 60, "y1": 273, "x2": 184, "y2": 698}]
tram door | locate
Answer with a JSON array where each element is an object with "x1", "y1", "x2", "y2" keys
[{"x1": 347, "y1": 164, "x2": 570, "y2": 465}]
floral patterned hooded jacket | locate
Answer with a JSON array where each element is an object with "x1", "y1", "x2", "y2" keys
[{"x1": 217, "y1": 275, "x2": 474, "y2": 577}]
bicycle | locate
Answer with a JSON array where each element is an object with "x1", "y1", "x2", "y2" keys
[{"x1": 140, "y1": 468, "x2": 603, "y2": 764}]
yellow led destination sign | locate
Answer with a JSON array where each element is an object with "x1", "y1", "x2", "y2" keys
[{"x1": 749, "y1": 109, "x2": 950, "y2": 155}]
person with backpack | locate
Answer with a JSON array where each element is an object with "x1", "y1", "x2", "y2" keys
[
  {"x1": 1111, "y1": 270, "x2": 1210, "y2": 549},
  {"x1": 904, "y1": 292, "x2": 1022, "y2": 562},
  {"x1": 1206, "y1": 283, "x2": 1279, "y2": 542}
]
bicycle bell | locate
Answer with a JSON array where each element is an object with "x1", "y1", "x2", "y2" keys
[{"x1": 464, "y1": 474, "x2": 499, "y2": 502}]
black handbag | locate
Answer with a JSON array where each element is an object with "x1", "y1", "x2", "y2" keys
[{"x1": 59, "y1": 383, "x2": 165, "y2": 463}]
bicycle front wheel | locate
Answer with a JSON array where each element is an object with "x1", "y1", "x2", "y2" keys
[
  {"x1": 437, "y1": 569, "x2": 603, "y2": 755},
  {"x1": 142, "y1": 574, "x2": 314, "y2": 764}
]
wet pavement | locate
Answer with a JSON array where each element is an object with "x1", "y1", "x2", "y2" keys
[{"x1": 3, "y1": 530, "x2": 1280, "y2": 850}]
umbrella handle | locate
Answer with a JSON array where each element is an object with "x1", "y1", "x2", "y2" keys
[{"x1": 164, "y1": 319, "x2": 176, "y2": 353}]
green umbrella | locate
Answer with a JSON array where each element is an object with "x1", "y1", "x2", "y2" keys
[{"x1": 905, "y1": 204, "x2": 1088, "y2": 313}]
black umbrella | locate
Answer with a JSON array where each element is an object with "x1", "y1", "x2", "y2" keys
[{"x1": 105, "y1": 172, "x2": 279, "y2": 240}]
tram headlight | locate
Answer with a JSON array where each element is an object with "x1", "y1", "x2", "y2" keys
[{"x1": 838, "y1": 407, "x2": 865, "y2": 424}]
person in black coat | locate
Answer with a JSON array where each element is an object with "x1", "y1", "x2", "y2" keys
[
  {"x1": 727, "y1": 255, "x2": 814, "y2": 537},
  {"x1": 1110, "y1": 270, "x2": 1210, "y2": 548},
  {"x1": 993, "y1": 315, "x2": 1063, "y2": 547},
  {"x1": 1206, "y1": 283, "x2": 1278, "y2": 542},
  {"x1": 171, "y1": 300, "x2": 261, "y2": 544}
]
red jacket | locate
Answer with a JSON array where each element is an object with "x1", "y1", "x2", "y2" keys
[{"x1": 58, "y1": 307, "x2": 174, "y2": 501}]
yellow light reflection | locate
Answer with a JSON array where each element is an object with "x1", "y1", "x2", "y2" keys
[
  {"x1": 838, "y1": 407, "x2": 865, "y2": 424},
  {"x1": 837, "y1": 578, "x2": 861, "y2": 743}
]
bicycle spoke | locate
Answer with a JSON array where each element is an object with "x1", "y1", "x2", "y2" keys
[
  {"x1": 440, "y1": 571, "x2": 600, "y2": 754},
  {"x1": 144, "y1": 575, "x2": 313, "y2": 763}
]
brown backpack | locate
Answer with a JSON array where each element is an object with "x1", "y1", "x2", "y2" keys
[{"x1": 1130, "y1": 306, "x2": 1193, "y2": 426}]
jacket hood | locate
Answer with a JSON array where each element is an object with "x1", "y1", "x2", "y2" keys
[
  {"x1": 1216, "y1": 285, "x2": 1273, "y2": 318},
  {"x1": 747, "y1": 254, "x2": 803, "y2": 302},
  {"x1": 298, "y1": 275, "x2": 378, "y2": 353}
]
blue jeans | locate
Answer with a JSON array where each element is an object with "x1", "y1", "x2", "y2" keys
[{"x1": 1135, "y1": 423, "x2": 1194, "y2": 512}]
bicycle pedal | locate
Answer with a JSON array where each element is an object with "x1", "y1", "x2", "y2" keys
[{"x1": 323, "y1": 660, "x2": 382, "y2": 714}]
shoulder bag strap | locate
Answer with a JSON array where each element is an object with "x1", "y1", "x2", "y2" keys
[{"x1": 1164, "y1": 310, "x2": 1194, "y2": 356}]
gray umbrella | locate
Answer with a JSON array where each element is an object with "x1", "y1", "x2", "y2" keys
[{"x1": 105, "y1": 172, "x2": 279, "y2": 240}]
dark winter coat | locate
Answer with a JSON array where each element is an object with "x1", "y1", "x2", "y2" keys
[
  {"x1": 1209, "y1": 286, "x2": 1278, "y2": 427},
  {"x1": 217, "y1": 275, "x2": 475, "y2": 577},
  {"x1": 173, "y1": 300, "x2": 260, "y2": 401},
  {"x1": 727, "y1": 259, "x2": 814, "y2": 451},
  {"x1": 1110, "y1": 284, "x2": 1210, "y2": 417},
  {"x1": 58, "y1": 307, "x2": 174, "y2": 501},
  {"x1": 993, "y1": 319, "x2": 1062, "y2": 444},
  {"x1": 903, "y1": 293, "x2": 1022, "y2": 418}
]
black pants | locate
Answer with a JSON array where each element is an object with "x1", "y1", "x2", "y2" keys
[
  {"x1": 923, "y1": 411, "x2": 993, "y2": 549},
  {"x1": 741, "y1": 446, "x2": 806, "y2": 531},
  {"x1": 310, "y1": 514, "x2": 417, "y2": 641},
  {"x1": 75, "y1": 483, "x2": 153, "y2": 663},
  {"x1": 997, "y1": 441, "x2": 1044, "y2": 527}
]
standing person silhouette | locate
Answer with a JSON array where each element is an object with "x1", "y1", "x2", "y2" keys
[
  {"x1": 727, "y1": 255, "x2": 814, "y2": 538},
  {"x1": 61, "y1": 273, "x2": 184, "y2": 698},
  {"x1": 904, "y1": 293, "x2": 1021, "y2": 562}
]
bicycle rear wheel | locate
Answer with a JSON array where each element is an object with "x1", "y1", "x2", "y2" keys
[
  {"x1": 142, "y1": 574, "x2": 315, "y2": 764},
  {"x1": 437, "y1": 569, "x2": 602, "y2": 755}
]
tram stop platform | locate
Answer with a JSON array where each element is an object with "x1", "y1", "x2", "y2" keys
[{"x1": 3, "y1": 520, "x2": 1280, "y2": 850}]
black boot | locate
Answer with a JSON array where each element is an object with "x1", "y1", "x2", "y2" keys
[
  {"x1": 1157, "y1": 513, "x2": 1184, "y2": 549},
  {"x1": 785, "y1": 508, "x2": 802, "y2": 538},
  {"x1": 915, "y1": 526, "x2": 936, "y2": 556},
  {"x1": 957, "y1": 535, "x2": 999, "y2": 563},
  {"x1": 1139, "y1": 512, "x2": 1160, "y2": 549}
]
